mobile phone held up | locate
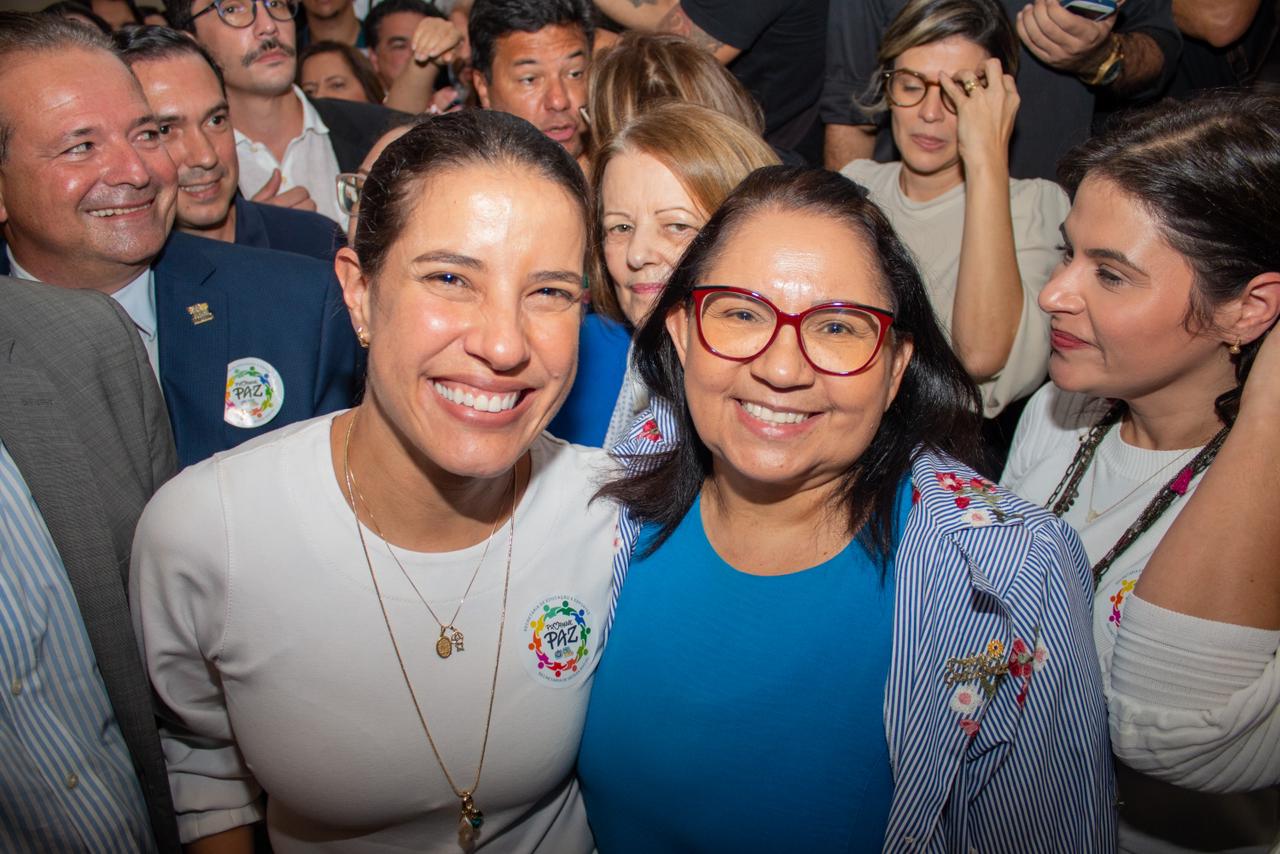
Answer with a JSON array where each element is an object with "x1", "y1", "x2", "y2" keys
[{"x1": 1061, "y1": 0, "x2": 1117, "y2": 20}]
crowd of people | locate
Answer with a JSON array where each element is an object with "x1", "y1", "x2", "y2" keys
[{"x1": 1, "y1": 0, "x2": 1277, "y2": 851}]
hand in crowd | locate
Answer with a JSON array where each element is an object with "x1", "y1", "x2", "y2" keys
[
  {"x1": 938, "y1": 57, "x2": 1019, "y2": 172},
  {"x1": 1017, "y1": 0, "x2": 1121, "y2": 74},
  {"x1": 250, "y1": 169, "x2": 318, "y2": 212},
  {"x1": 410, "y1": 15, "x2": 462, "y2": 67}
]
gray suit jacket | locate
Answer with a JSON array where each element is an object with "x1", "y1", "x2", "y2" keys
[{"x1": 0, "y1": 276, "x2": 181, "y2": 853}]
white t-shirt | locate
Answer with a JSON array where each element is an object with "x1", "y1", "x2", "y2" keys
[
  {"x1": 1004, "y1": 385, "x2": 1280, "y2": 853},
  {"x1": 841, "y1": 159, "x2": 1069, "y2": 417},
  {"x1": 130, "y1": 413, "x2": 620, "y2": 852}
]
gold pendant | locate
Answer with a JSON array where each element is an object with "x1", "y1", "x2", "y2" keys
[
  {"x1": 460, "y1": 792, "x2": 484, "y2": 829},
  {"x1": 1086, "y1": 509, "x2": 1100, "y2": 523},
  {"x1": 436, "y1": 627, "x2": 464, "y2": 658}
]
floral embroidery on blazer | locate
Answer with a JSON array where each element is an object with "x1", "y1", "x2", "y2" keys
[{"x1": 607, "y1": 399, "x2": 1117, "y2": 853}]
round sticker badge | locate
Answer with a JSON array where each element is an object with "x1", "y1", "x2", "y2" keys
[
  {"x1": 224, "y1": 357, "x2": 284, "y2": 429},
  {"x1": 524, "y1": 595, "x2": 594, "y2": 686}
]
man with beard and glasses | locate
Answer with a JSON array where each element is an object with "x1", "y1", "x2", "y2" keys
[
  {"x1": 170, "y1": 0, "x2": 407, "y2": 227},
  {"x1": 0, "y1": 13, "x2": 362, "y2": 467},
  {"x1": 116, "y1": 25, "x2": 344, "y2": 261}
]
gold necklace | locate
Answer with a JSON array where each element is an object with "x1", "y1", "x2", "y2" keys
[
  {"x1": 342, "y1": 411, "x2": 516, "y2": 841},
  {"x1": 346, "y1": 466, "x2": 502, "y2": 659},
  {"x1": 1084, "y1": 441, "x2": 1197, "y2": 523}
]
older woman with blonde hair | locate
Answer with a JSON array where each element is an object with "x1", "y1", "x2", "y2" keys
[{"x1": 548, "y1": 101, "x2": 778, "y2": 446}]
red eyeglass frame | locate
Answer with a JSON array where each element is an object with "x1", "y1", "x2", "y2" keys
[{"x1": 691, "y1": 285, "x2": 896, "y2": 377}]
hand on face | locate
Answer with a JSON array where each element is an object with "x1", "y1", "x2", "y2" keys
[
  {"x1": 937, "y1": 56, "x2": 1019, "y2": 171},
  {"x1": 1016, "y1": 0, "x2": 1119, "y2": 74}
]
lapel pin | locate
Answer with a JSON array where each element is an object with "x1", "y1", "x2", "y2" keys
[{"x1": 187, "y1": 302, "x2": 214, "y2": 325}]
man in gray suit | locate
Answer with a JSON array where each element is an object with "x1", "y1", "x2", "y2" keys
[{"x1": 0, "y1": 276, "x2": 181, "y2": 852}]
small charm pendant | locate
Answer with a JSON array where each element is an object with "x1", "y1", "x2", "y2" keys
[
  {"x1": 460, "y1": 792, "x2": 484, "y2": 829},
  {"x1": 436, "y1": 626, "x2": 465, "y2": 658},
  {"x1": 1085, "y1": 509, "x2": 1100, "y2": 523}
]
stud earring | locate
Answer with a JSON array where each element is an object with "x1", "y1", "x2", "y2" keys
[
  {"x1": 1228, "y1": 339, "x2": 1242, "y2": 356},
  {"x1": 357, "y1": 326, "x2": 370, "y2": 349}
]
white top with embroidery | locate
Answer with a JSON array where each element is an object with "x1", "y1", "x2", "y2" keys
[
  {"x1": 130, "y1": 412, "x2": 619, "y2": 852},
  {"x1": 1004, "y1": 384, "x2": 1280, "y2": 853}
]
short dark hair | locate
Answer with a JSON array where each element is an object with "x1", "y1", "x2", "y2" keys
[
  {"x1": 298, "y1": 40, "x2": 387, "y2": 102},
  {"x1": 0, "y1": 12, "x2": 116, "y2": 164},
  {"x1": 363, "y1": 0, "x2": 443, "y2": 50},
  {"x1": 113, "y1": 24, "x2": 227, "y2": 95},
  {"x1": 597, "y1": 165, "x2": 985, "y2": 565},
  {"x1": 468, "y1": 0, "x2": 593, "y2": 80},
  {"x1": 1059, "y1": 91, "x2": 1280, "y2": 426},
  {"x1": 355, "y1": 109, "x2": 589, "y2": 283}
]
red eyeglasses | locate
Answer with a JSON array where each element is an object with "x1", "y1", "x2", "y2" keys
[{"x1": 691, "y1": 286, "x2": 896, "y2": 376}]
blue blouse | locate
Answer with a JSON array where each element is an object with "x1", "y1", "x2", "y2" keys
[
  {"x1": 579, "y1": 487, "x2": 910, "y2": 852},
  {"x1": 547, "y1": 312, "x2": 631, "y2": 447}
]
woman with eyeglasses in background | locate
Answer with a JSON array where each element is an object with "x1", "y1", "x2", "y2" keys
[
  {"x1": 840, "y1": 0, "x2": 1066, "y2": 429},
  {"x1": 577, "y1": 166, "x2": 1115, "y2": 851}
]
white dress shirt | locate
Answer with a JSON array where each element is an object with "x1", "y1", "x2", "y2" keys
[{"x1": 234, "y1": 86, "x2": 347, "y2": 228}]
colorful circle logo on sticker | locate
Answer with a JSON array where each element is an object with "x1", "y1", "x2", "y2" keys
[
  {"x1": 224, "y1": 357, "x2": 284, "y2": 429},
  {"x1": 525, "y1": 596, "x2": 592, "y2": 684}
]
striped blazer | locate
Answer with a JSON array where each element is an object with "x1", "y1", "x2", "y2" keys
[{"x1": 606, "y1": 398, "x2": 1117, "y2": 853}]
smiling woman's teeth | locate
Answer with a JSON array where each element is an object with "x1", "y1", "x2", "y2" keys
[
  {"x1": 434, "y1": 382, "x2": 519, "y2": 413},
  {"x1": 741, "y1": 401, "x2": 808, "y2": 424}
]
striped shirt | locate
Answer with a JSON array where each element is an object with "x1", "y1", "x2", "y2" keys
[
  {"x1": 607, "y1": 399, "x2": 1118, "y2": 852},
  {"x1": 0, "y1": 441, "x2": 155, "y2": 853}
]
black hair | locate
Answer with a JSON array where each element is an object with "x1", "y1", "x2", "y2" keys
[
  {"x1": 363, "y1": 0, "x2": 444, "y2": 50},
  {"x1": 468, "y1": 0, "x2": 593, "y2": 79},
  {"x1": 1058, "y1": 91, "x2": 1280, "y2": 426},
  {"x1": 42, "y1": 1, "x2": 113, "y2": 33},
  {"x1": 597, "y1": 166, "x2": 985, "y2": 565},
  {"x1": 0, "y1": 12, "x2": 115, "y2": 164},
  {"x1": 355, "y1": 109, "x2": 589, "y2": 283},
  {"x1": 166, "y1": 0, "x2": 198, "y2": 31},
  {"x1": 113, "y1": 23, "x2": 227, "y2": 94},
  {"x1": 298, "y1": 39, "x2": 386, "y2": 102}
]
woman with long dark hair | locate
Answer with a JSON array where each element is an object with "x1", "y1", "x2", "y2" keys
[
  {"x1": 578, "y1": 166, "x2": 1115, "y2": 850},
  {"x1": 131, "y1": 111, "x2": 617, "y2": 852},
  {"x1": 1004, "y1": 91, "x2": 1280, "y2": 851}
]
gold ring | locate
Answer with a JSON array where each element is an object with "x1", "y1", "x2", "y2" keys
[{"x1": 962, "y1": 79, "x2": 978, "y2": 96}]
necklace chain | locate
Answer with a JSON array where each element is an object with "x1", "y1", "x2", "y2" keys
[
  {"x1": 342, "y1": 411, "x2": 516, "y2": 841},
  {"x1": 346, "y1": 471, "x2": 503, "y2": 659},
  {"x1": 1083, "y1": 441, "x2": 1196, "y2": 523},
  {"x1": 1045, "y1": 401, "x2": 1229, "y2": 588}
]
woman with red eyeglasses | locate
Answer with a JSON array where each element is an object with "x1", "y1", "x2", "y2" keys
[
  {"x1": 576, "y1": 166, "x2": 1115, "y2": 851},
  {"x1": 840, "y1": 0, "x2": 1067, "y2": 427}
]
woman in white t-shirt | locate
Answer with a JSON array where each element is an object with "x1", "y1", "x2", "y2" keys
[
  {"x1": 1003, "y1": 92, "x2": 1280, "y2": 852},
  {"x1": 840, "y1": 0, "x2": 1067, "y2": 416},
  {"x1": 129, "y1": 111, "x2": 618, "y2": 853}
]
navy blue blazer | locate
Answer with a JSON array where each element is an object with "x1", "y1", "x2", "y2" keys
[
  {"x1": 1, "y1": 233, "x2": 362, "y2": 468},
  {"x1": 233, "y1": 194, "x2": 345, "y2": 262}
]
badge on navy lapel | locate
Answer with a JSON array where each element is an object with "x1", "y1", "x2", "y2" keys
[
  {"x1": 224, "y1": 357, "x2": 284, "y2": 429},
  {"x1": 187, "y1": 302, "x2": 214, "y2": 325}
]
